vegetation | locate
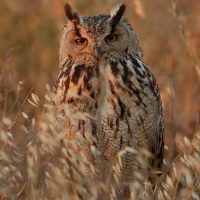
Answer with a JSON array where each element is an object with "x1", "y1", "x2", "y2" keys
[{"x1": 0, "y1": 0, "x2": 200, "y2": 199}]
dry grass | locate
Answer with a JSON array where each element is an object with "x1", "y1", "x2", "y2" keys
[{"x1": 0, "y1": 0, "x2": 200, "y2": 199}]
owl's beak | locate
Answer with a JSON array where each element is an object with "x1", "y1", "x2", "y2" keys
[{"x1": 93, "y1": 45, "x2": 100, "y2": 61}]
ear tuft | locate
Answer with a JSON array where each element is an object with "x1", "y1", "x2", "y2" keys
[
  {"x1": 110, "y1": 4, "x2": 126, "y2": 30},
  {"x1": 64, "y1": 3, "x2": 74, "y2": 21},
  {"x1": 64, "y1": 3, "x2": 82, "y2": 24}
]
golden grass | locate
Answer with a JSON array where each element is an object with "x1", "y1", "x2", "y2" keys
[{"x1": 0, "y1": 88, "x2": 200, "y2": 199}]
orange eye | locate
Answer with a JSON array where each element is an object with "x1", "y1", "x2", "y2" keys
[
  {"x1": 105, "y1": 34, "x2": 118, "y2": 42},
  {"x1": 75, "y1": 38, "x2": 88, "y2": 45}
]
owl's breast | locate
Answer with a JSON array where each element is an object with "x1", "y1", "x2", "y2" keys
[{"x1": 54, "y1": 55, "x2": 162, "y2": 146}]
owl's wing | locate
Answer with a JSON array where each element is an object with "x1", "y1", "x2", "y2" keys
[
  {"x1": 152, "y1": 117, "x2": 164, "y2": 170},
  {"x1": 145, "y1": 64, "x2": 165, "y2": 170},
  {"x1": 131, "y1": 55, "x2": 165, "y2": 170}
]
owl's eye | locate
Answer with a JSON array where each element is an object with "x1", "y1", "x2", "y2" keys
[
  {"x1": 105, "y1": 34, "x2": 118, "y2": 42},
  {"x1": 75, "y1": 38, "x2": 88, "y2": 45}
]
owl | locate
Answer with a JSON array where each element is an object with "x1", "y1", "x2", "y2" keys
[{"x1": 53, "y1": 3, "x2": 164, "y2": 199}]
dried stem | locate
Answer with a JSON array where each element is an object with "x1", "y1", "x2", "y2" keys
[
  {"x1": 16, "y1": 181, "x2": 28, "y2": 197},
  {"x1": 7, "y1": 84, "x2": 38, "y2": 132},
  {"x1": 158, "y1": 0, "x2": 200, "y2": 80}
]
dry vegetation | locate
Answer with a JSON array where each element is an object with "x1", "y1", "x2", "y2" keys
[{"x1": 0, "y1": 0, "x2": 200, "y2": 199}]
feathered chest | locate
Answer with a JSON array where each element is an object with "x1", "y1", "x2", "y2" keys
[
  {"x1": 54, "y1": 55, "x2": 162, "y2": 144},
  {"x1": 54, "y1": 55, "x2": 159, "y2": 114}
]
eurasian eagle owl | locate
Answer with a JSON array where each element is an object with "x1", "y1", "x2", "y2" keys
[{"x1": 53, "y1": 3, "x2": 164, "y2": 199}]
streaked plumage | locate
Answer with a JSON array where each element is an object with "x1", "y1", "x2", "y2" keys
[{"x1": 53, "y1": 3, "x2": 164, "y2": 199}]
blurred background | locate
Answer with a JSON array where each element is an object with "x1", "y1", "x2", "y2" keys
[{"x1": 0, "y1": 0, "x2": 200, "y2": 165}]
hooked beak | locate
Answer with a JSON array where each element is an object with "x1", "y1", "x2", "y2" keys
[{"x1": 93, "y1": 45, "x2": 100, "y2": 61}]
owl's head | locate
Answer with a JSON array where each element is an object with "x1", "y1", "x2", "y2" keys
[{"x1": 59, "y1": 3, "x2": 143, "y2": 68}]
